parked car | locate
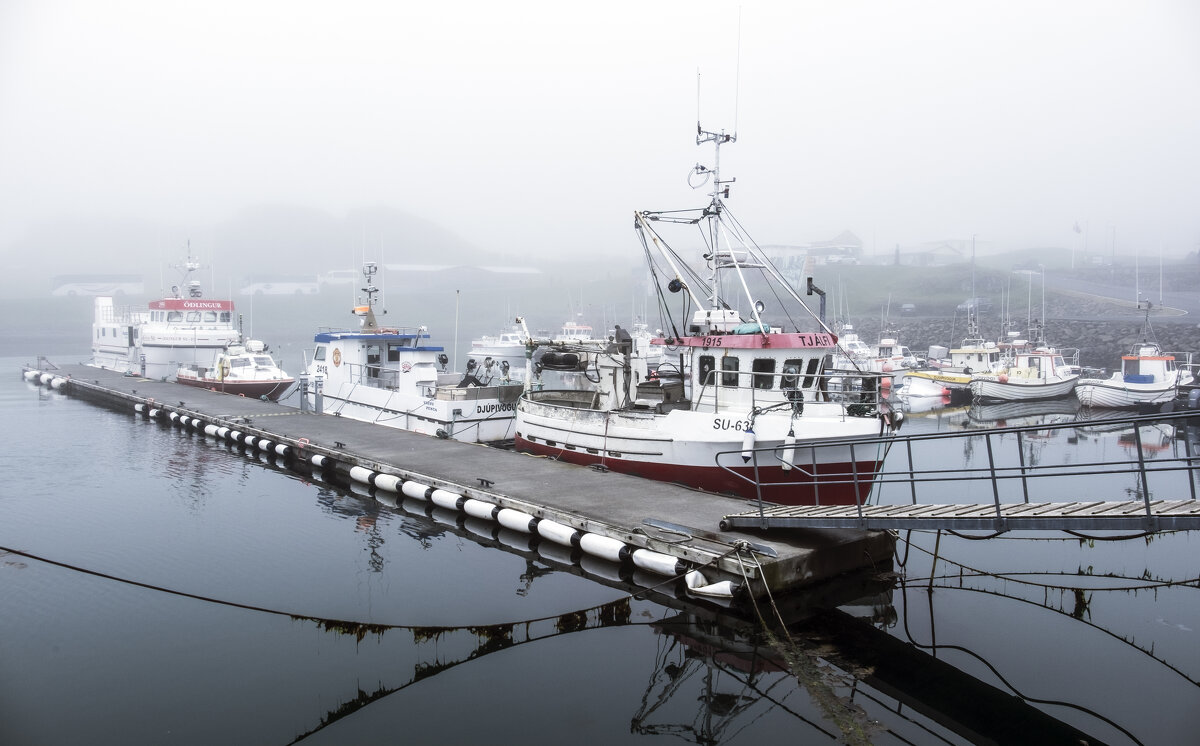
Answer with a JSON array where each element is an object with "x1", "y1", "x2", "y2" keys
[
  {"x1": 957, "y1": 297, "x2": 993, "y2": 313},
  {"x1": 899, "y1": 303, "x2": 917, "y2": 316}
]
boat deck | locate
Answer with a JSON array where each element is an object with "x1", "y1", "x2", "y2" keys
[{"x1": 25, "y1": 362, "x2": 895, "y2": 599}]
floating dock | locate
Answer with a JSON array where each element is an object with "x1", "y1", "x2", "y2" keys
[{"x1": 22, "y1": 362, "x2": 896, "y2": 600}]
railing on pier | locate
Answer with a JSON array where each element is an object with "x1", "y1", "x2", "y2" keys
[{"x1": 719, "y1": 409, "x2": 1200, "y2": 532}]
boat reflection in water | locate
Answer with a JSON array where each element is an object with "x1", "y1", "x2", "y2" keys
[
  {"x1": 11, "y1": 362, "x2": 1199, "y2": 745},
  {"x1": 272, "y1": 447, "x2": 1195, "y2": 746}
]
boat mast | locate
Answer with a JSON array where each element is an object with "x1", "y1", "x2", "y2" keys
[
  {"x1": 695, "y1": 123, "x2": 736, "y2": 312},
  {"x1": 356, "y1": 262, "x2": 382, "y2": 332}
]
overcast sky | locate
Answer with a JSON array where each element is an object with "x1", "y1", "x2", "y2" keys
[{"x1": 2, "y1": 0, "x2": 1198, "y2": 262}]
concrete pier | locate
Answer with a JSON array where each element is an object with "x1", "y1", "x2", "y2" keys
[{"x1": 23, "y1": 362, "x2": 895, "y2": 598}]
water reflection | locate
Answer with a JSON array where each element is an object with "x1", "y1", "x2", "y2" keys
[
  {"x1": 175, "y1": 392, "x2": 1200, "y2": 745},
  {"x1": 10, "y1": 361, "x2": 1199, "y2": 745}
]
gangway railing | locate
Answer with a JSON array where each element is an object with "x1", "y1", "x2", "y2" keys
[{"x1": 718, "y1": 409, "x2": 1200, "y2": 532}]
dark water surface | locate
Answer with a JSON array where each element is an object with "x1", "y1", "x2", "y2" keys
[{"x1": 3, "y1": 297, "x2": 1200, "y2": 744}]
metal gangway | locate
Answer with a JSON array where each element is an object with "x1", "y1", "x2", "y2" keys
[{"x1": 721, "y1": 409, "x2": 1200, "y2": 532}]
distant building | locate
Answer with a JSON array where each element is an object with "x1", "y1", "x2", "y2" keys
[
  {"x1": 238, "y1": 275, "x2": 320, "y2": 295},
  {"x1": 765, "y1": 230, "x2": 863, "y2": 288},
  {"x1": 896, "y1": 241, "x2": 967, "y2": 267},
  {"x1": 51, "y1": 274, "x2": 144, "y2": 297},
  {"x1": 804, "y1": 230, "x2": 864, "y2": 265}
]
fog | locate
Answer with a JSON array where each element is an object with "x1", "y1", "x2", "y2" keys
[{"x1": 2, "y1": 0, "x2": 1199, "y2": 276}]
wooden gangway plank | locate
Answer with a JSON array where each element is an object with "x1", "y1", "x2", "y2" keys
[{"x1": 722, "y1": 499, "x2": 1200, "y2": 531}]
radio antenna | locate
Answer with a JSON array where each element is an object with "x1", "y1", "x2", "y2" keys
[{"x1": 733, "y1": 6, "x2": 742, "y2": 137}]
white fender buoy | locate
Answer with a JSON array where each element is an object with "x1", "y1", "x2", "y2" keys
[
  {"x1": 373, "y1": 473, "x2": 401, "y2": 492},
  {"x1": 741, "y1": 425, "x2": 756, "y2": 463},
  {"x1": 537, "y1": 519, "x2": 580, "y2": 547},
  {"x1": 310, "y1": 454, "x2": 330, "y2": 469},
  {"x1": 401, "y1": 480, "x2": 431, "y2": 501},
  {"x1": 497, "y1": 508, "x2": 537, "y2": 534},
  {"x1": 463, "y1": 498, "x2": 498, "y2": 520},
  {"x1": 684, "y1": 570, "x2": 737, "y2": 598},
  {"x1": 216, "y1": 427, "x2": 230, "y2": 439},
  {"x1": 148, "y1": 408, "x2": 159, "y2": 418},
  {"x1": 169, "y1": 412, "x2": 180, "y2": 423},
  {"x1": 256, "y1": 438, "x2": 272, "y2": 452},
  {"x1": 430, "y1": 488, "x2": 463, "y2": 511},
  {"x1": 50, "y1": 377, "x2": 67, "y2": 389},
  {"x1": 348, "y1": 466, "x2": 374, "y2": 485},
  {"x1": 273, "y1": 443, "x2": 289, "y2": 457},
  {"x1": 242, "y1": 435, "x2": 257, "y2": 448},
  {"x1": 781, "y1": 428, "x2": 796, "y2": 472},
  {"x1": 228, "y1": 430, "x2": 242, "y2": 442},
  {"x1": 204, "y1": 424, "x2": 220, "y2": 437},
  {"x1": 631, "y1": 548, "x2": 685, "y2": 577},
  {"x1": 135, "y1": 403, "x2": 146, "y2": 413},
  {"x1": 23, "y1": 370, "x2": 38, "y2": 382},
  {"x1": 39, "y1": 373, "x2": 53, "y2": 385},
  {"x1": 579, "y1": 533, "x2": 627, "y2": 564}
]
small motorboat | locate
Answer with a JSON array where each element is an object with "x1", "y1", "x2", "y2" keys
[{"x1": 175, "y1": 339, "x2": 295, "y2": 401}]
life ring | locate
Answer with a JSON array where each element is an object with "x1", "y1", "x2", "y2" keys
[
  {"x1": 219, "y1": 362, "x2": 230, "y2": 380},
  {"x1": 332, "y1": 348, "x2": 342, "y2": 367}
]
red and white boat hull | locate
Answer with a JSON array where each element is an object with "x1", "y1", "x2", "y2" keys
[{"x1": 515, "y1": 399, "x2": 887, "y2": 506}]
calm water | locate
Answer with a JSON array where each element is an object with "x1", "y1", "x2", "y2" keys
[{"x1": 3, "y1": 297, "x2": 1199, "y2": 745}]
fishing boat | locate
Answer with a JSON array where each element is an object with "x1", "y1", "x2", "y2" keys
[
  {"x1": 468, "y1": 323, "x2": 529, "y2": 380},
  {"x1": 90, "y1": 247, "x2": 243, "y2": 380},
  {"x1": 1075, "y1": 308, "x2": 1194, "y2": 409},
  {"x1": 513, "y1": 126, "x2": 896, "y2": 506},
  {"x1": 968, "y1": 345, "x2": 1080, "y2": 403},
  {"x1": 828, "y1": 324, "x2": 873, "y2": 368},
  {"x1": 303, "y1": 263, "x2": 522, "y2": 444},
  {"x1": 829, "y1": 327, "x2": 915, "y2": 375},
  {"x1": 902, "y1": 312, "x2": 1004, "y2": 400},
  {"x1": 174, "y1": 339, "x2": 295, "y2": 401}
]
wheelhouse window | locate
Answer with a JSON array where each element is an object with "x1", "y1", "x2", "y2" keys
[
  {"x1": 721, "y1": 356, "x2": 740, "y2": 387},
  {"x1": 203, "y1": 311, "x2": 218, "y2": 322},
  {"x1": 186, "y1": 311, "x2": 201, "y2": 322},
  {"x1": 752, "y1": 358, "x2": 776, "y2": 390},
  {"x1": 802, "y1": 357, "x2": 820, "y2": 388},
  {"x1": 698, "y1": 355, "x2": 715, "y2": 387},
  {"x1": 314, "y1": 346, "x2": 326, "y2": 362},
  {"x1": 167, "y1": 311, "x2": 184, "y2": 322},
  {"x1": 781, "y1": 359, "x2": 802, "y2": 390},
  {"x1": 220, "y1": 312, "x2": 232, "y2": 323}
]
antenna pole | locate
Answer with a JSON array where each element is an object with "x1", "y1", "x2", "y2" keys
[{"x1": 734, "y1": 7, "x2": 742, "y2": 137}]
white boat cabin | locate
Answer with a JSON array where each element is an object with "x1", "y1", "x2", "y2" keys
[
  {"x1": 311, "y1": 327, "x2": 449, "y2": 392},
  {"x1": 1005, "y1": 350, "x2": 1073, "y2": 381},
  {"x1": 1120, "y1": 345, "x2": 1180, "y2": 384},
  {"x1": 949, "y1": 340, "x2": 1002, "y2": 373},
  {"x1": 633, "y1": 308, "x2": 862, "y2": 414}
]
